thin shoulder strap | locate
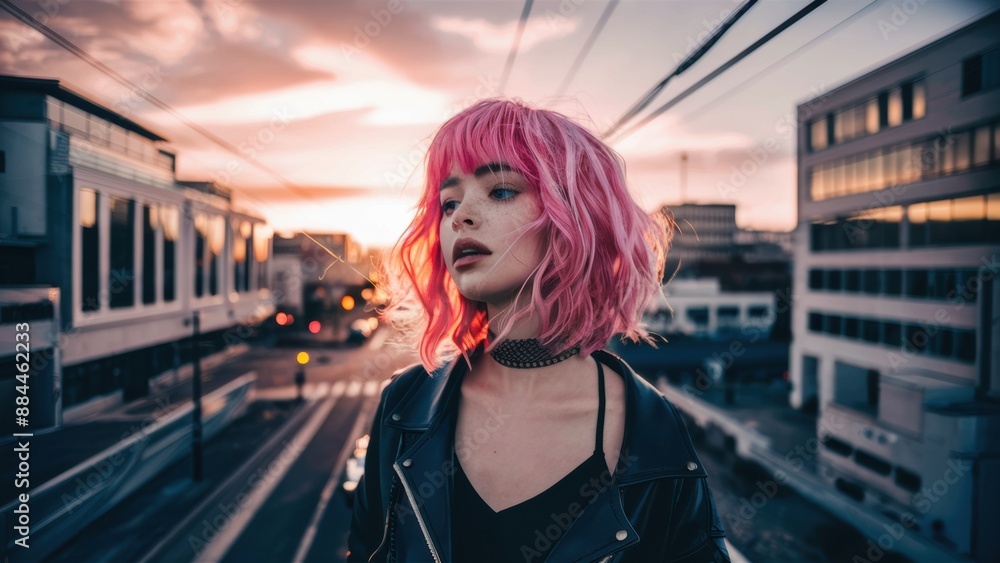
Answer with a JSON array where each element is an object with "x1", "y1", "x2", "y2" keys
[{"x1": 595, "y1": 360, "x2": 606, "y2": 455}]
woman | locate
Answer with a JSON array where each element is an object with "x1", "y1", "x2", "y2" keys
[{"x1": 348, "y1": 99, "x2": 731, "y2": 563}]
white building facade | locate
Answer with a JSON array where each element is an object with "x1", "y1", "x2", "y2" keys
[{"x1": 790, "y1": 13, "x2": 1000, "y2": 562}]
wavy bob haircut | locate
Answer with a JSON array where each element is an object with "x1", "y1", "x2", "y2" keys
[{"x1": 379, "y1": 99, "x2": 672, "y2": 372}]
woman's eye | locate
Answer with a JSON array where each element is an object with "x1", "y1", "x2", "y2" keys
[
  {"x1": 441, "y1": 200, "x2": 457, "y2": 214},
  {"x1": 491, "y1": 186, "x2": 518, "y2": 200}
]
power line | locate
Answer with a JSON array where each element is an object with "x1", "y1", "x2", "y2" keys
[
  {"x1": 499, "y1": 0, "x2": 534, "y2": 95},
  {"x1": 555, "y1": 0, "x2": 620, "y2": 97},
  {"x1": 602, "y1": 0, "x2": 759, "y2": 139},
  {"x1": 677, "y1": 0, "x2": 880, "y2": 125},
  {"x1": 609, "y1": 0, "x2": 829, "y2": 143},
  {"x1": 0, "y1": 0, "x2": 317, "y2": 205}
]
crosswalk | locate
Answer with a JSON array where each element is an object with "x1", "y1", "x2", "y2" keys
[{"x1": 252, "y1": 379, "x2": 383, "y2": 401}]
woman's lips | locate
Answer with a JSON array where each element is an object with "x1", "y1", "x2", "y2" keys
[{"x1": 454, "y1": 253, "x2": 488, "y2": 268}]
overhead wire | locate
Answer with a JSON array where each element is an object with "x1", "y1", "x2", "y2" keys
[
  {"x1": 555, "y1": 0, "x2": 620, "y2": 97},
  {"x1": 608, "y1": 0, "x2": 829, "y2": 143},
  {"x1": 602, "y1": 0, "x2": 760, "y2": 139},
  {"x1": 499, "y1": 0, "x2": 535, "y2": 95}
]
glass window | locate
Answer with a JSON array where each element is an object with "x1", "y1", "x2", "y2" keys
[
  {"x1": 845, "y1": 269, "x2": 861, "y2": 292},
  {"x1": 46, "y1": 97, "x2": 62, "y2": 126},
  {"x1": 935, "y1": 269, "x2": 957, "y2": 301},
  {"x1": 883, "y1": 321, "x2": 902, "y2": 348},
  {"x1": 954, "y1": 130, "x2": 971, "y2": 171},
  {"x1": 63, "y1": 104, "x2": 88, "y2": 134},
  {"x1": 905, "y1": 324, "x2": 929, "y2": 354},
  {"x1": 956, "y1": 330, "x2": 976, "y2": 362},
  {"x1": 687, "y1": 307, "x2": 709, "y2": 326},
  {"x1": 933, "y1": 329, "x2": 954, "y2": 358},
  {"x1": 887, "y1": 88, "x2": 903, "y2": 126},
  {"x1": 110, "y1": 125, "x2": 128, "y2": 153},
  {"x1": 827, "y1": 315, "x2": 842, "y2": 336},
  {"x1": 829, "y1": 270, "x2": 843, "y2": 291},
  {"x1": 844, "y1": 317, "x2": 859, "y2": 339},
  {"x1": 865, "y1": 98, "x2": 879, "y2": 134},
  {"x1": 810, "y1": 166, "x2": 823, "y2": 200},
  {"x1": 80, "y1": 188, "x2": 99, "y2": 312},
  {"x1": 973, "y1": 125, "x2": 991, "y2": 166},
  {"x1": 884, "y1": 149, "x2": 897, "y2": 187},
  {"x1": 811, "y1": 119, "x2": 827, "y2": 151},
  {"x1": 109, "y1": 196, "x2": 135, "y2": 309},
  {"x1": 809, "y1": 312, "x2": 823, "y2": 332},
  {"x1": 912, "y1": 80, "x2": 926, "y2": 119},
  {"x1": 906, "y1": 269, "x2": 929, "y2": 298},
  {"x1": 988, "y1": 193, "x2": 1000, "y2": 244},
  {"x1": 885, "y1": 269, "x2": 902, "y2": 295},
  {"x1": 834, "y1": 110, "x2": 845, "y2": 144},
  {"x1": 862, "y1": 319, "x2": 880, "y2": 342},
  {"x1": 928, "y1": 199, "x2": 952, "y2": 245},
  {"x1": 194, "y1": 213, "x2": 206, "y2": 298},
  {"x1": 809, "y1": 269, "x2": 823, "y2": 290},
  {"x1": 994, "y1": 123, "x2": 1000, "y2": 162},
  {"x1": 868, "y1": 150, "x2": 882, "y2": 190},
  {"x1": 163, "y1": 204, "x2": 178, "y2": 302},
  {"x1": 863, "y1": 270, "x2": 881, "y2": 294},
  {"x1": 142, "y1": 204, "x2": 157, "y2": 305},
  {"x1": 127, "y1": 132, "x2": 146, "y2": 161}
]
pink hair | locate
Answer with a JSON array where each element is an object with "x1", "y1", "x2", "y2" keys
[{"x1": 378, "y1": 99, "x2": 672, "y2": 372}]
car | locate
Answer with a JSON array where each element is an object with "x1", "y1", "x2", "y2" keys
[
  {"x1": 342, "y1": 433, "x2": 370, "y2": 508},
  {"x1": 346, "y1": 318, "x2": 376, "y2": 346}
]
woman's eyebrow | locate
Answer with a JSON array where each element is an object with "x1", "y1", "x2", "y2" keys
[{"x1": 439, "y1": 162, "x2": 518, "y2": 192}]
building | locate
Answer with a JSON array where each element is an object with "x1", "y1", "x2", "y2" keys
[
  {"x1": 791, "y1": 13, "x2": 1000, "y2": 561},
  {"x1": 661, "y1": 203, "x2": 739, "y2": 270},
  {"x1": 0, "y1": 75, "x2": 275, "y2": 431}
]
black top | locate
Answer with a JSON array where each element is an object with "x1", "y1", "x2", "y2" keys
[{"x1": 451, "y1": 361, "x2": 610, "y2": 563}]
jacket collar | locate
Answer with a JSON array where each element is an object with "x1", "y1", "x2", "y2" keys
[{"x1": 385, "y1": 347, "x2": 707, "y2": 562}]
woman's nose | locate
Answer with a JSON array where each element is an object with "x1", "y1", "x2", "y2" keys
[{"x1": 451, "y1": 202, "x2": 476, "y2": 230}]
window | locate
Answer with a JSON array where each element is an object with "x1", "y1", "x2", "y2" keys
[
  {"x1": 882, "y1": 321, "x2": 902, "y2": 348},
  {"x1": 912, "y1": 80, "x2": 926, "y2": 119},
  {"x1": 142, "y1": 204, "x2": 157, "y2": 304},
  {"x1": 687, "y1": 307, "x2": 709, "y2": 326},
  {"x1": 0, "y1": 150, "x2": 5, "y2": 173},
  {"x1": 963, "y1": 48, "x2": 1000, "y2": 96},
  {"x1": 809, "y1": 312, "x2": 823, "y2": 332},
  {"x1": 865, "y1": 98, "x2": 879, "y2": 134},
  {"x1": 109, "y1": 196, "x2": 135, "y2": 308},
  {"x1": 884, "y1": 270, "x2": 902, "y2": 295},
  {"x1": 844, "y1": 317, "x2": 859, "y2": 339},
  {"x1": 953, "y1": 130, "x2": 971, "y2": 172},
  {"x1": 62, "y1": 104, "x2": 88, "y2": 134},
  {"x1": 194, "y1": 213, "x2": 206, "y2": 298},
  {"x1": 80, "y1": 189, "x2": 99, "y2": 311},
  {"x1": 973, "y1": 125, "x2": 991, "y2": 167},
  {"x1": 162, "y1": 205, "x2": 178, "y2": 302},
  {"x1": 887, "y1": 88, "x2": 902, "y2": 127},
  {"x1": 748, "y1": 306, "x2": 768, "y2": 318},
  {"x1": 845, "y1": 269, "x2": 860, "y2": 292},
  {"x1": 809, "y1": 269, "x2": 823, "y2": 290},
  {"x1": 906, "y1": 269, "x2": 929, "y2": 298},
  {"x1": 828, "y1": 269, "x2": 842, "y2": 291},
  {"x1": 862, "y1": 319, "x2": 880, "y2": 343},
  {"x1": 811, "y1": 119, "x2": 827, "y2": 151},
  {"x1": 863, "y1": 270, "x2": 881, "y2": 294}
]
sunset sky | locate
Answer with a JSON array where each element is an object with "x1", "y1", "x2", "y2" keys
[{"x1": 1, "y1": 0, "x2": 995, "y2": 248}]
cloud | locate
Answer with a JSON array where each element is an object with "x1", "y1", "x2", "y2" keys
[
  {"x1": 432, "y1": 15, "x2": 577, "y2": 54},
  {"x1": 123, "y1": 0, "x2": 205, "y2": 65}
]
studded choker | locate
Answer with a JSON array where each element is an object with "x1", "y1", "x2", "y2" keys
[{"x1": 487, "y1": 336, "x2": 581, "y2": 369}]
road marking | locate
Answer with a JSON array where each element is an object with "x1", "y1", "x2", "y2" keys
[
  {"x1": 330, "y1": 380, "x2": 347, "y2": 398},
  {"x1": 195, "y1": 395, "x2": 337, "y2": 562},
  {"x1": 363, "y1": 380, "x2": 379, "y2": 397},
  {"x1": 345, "y1": 381, "x2": 362, "y2": 397},
  {"x1": 293, "y1": 393, "x2": 378, "y2": 562}
]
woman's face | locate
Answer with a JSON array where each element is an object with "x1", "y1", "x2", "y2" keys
[{"x1": 438, "y1": 162, "x2": 545, "y2": 309}]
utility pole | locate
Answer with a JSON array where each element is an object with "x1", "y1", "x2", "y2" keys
[{"x1": 191, "y1": 311, "x2": 204, "y2": 482}]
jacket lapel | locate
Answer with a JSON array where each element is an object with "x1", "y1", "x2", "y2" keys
[{"x1": 384, "y1": 347, "x2": 708, "y2": 562}]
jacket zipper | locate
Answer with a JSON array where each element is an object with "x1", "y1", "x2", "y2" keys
[
  {"x1": 394, "y1": 463, "x2": 443, "y2": 563},
  {"x1": 597, "y1": 556, "x2": 613, "y2": 563}
]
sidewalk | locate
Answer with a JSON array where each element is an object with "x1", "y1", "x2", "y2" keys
[
  {"x1": 0, "y1": 344, "x2": 256, "y2": 509},
  {"x1": 656, "y1": 377, "x2": 968, "y2": 563}
]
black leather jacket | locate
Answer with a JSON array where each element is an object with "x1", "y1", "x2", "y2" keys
[{"x1": 347, "y1": 348, "x2": 732, "y2": 563}]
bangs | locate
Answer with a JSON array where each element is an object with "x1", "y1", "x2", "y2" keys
[{"x1": 425, "y1": 103, "x2": 547, "y2": 203}]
